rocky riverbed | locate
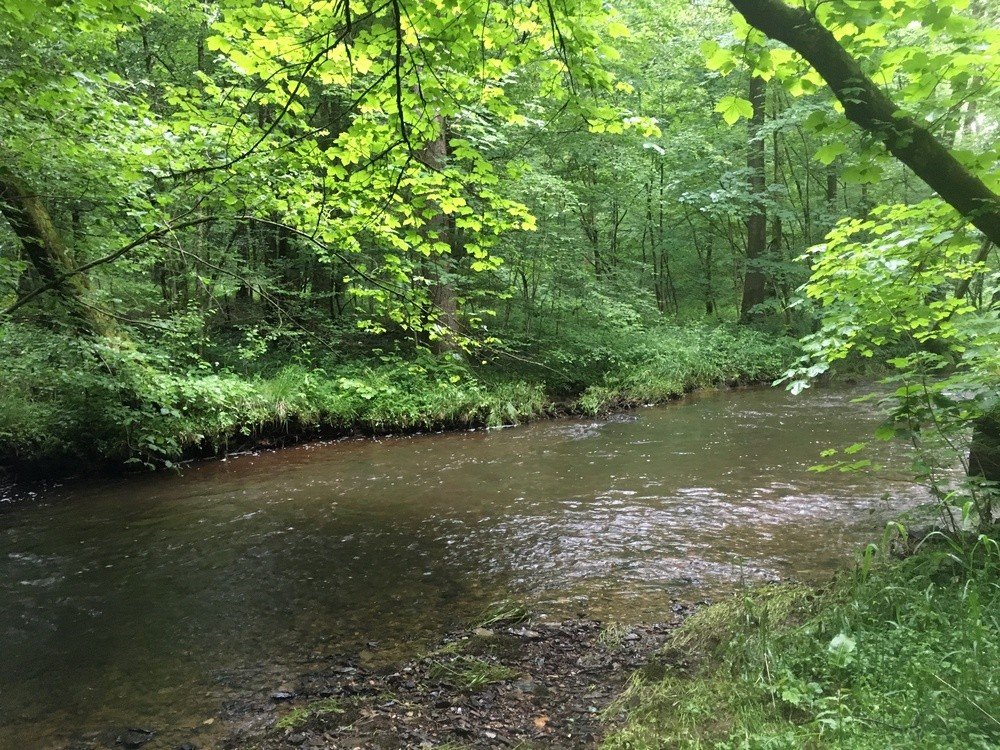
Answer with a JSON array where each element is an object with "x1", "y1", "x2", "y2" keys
[{"x1": 217, "y1": 609, "x2": 690, "y2": 749}]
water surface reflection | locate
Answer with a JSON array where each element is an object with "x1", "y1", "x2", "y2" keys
[{"x1": 0, "y1": 386, "x2": 921, "y2": 747}]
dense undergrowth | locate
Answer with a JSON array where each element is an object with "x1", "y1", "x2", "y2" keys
[
  {"x1": 603, "y1": 532, "x2": 1000, "y2": 749},
  {"x1": 0, "y1": 322, "x2": 797, "y2": 473}
]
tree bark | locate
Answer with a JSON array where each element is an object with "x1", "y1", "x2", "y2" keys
[
  {"x1": 727, "y1": 0, "x2": 1000, "y2": 247},
  {"x1": 825, "y1": 165, "x2": 838, "y2": 227},
  {"x1": 418, "y1": 115, "x2": 460, "y2": 354},
  {"x1": 740, "y1": 74, "x2": 768, "y2": 322},
  {"x1": 969, "y1": 407, "x2": 1000, "y2": 484}
]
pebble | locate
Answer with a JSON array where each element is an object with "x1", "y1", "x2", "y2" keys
[
  {"x1": 223, "y1": 617, "x2": 683, "y2": 750},
  {"x1": 118, "y1": 728, "x2": 154, "y2": 749}
]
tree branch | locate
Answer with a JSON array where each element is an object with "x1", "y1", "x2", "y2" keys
[
  {"x1": 727, "y1": 0, "x2": 1000, "y2": 246},
  {"x1": 1, "y1": 215, "x2": 218, "y2": 318}
]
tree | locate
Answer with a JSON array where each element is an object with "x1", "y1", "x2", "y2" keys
[
  {"x1": 0, "y1": 169, "x2": 110, "y2": 335},
  {"x1": 740, "y1": 74, "x2": 768, "y2": 321},
  {"x1": 729, "y1": 0, "x2": 1000, "y2": 510},
  {"x1": 727, "y1": 0, "x2": 1000, "y2": 246}
]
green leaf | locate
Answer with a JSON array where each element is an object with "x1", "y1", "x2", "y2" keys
[
  {"x1": 715, "y1": 96, "x2": 754, "y2": 125},
  {"x1": 815, "y1": 142, "x2": 847, "y2": 165},
  {"x1": 702, "y1": 41, "x2": 735, "y2": 73},
  {"x1": 874, "y1": 425, "x2": 896, "y2": 441}
]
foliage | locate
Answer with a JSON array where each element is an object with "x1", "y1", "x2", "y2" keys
[
  {"x1": 577, "y1": 325, "x2": 798, "y2": 414},
  {"x1": 787, "y1": 200, "x2": 993, "y2": 378},
  {"x1": 0, "y1": 321, "x2": 791, "y2": 469},
  {"x1": 604, "y1": 534, "x2": 1000, "y2": 749},
  {"x1": 782, "y1": 199, "x2": 1000, "y2": 524},
  {"x1": 709, "y1": 0, "x2": 1000, "y2": 185},
  {"x1": 0, "y1": 0, "x2": 996, "y2": 480},
  {"x1": 711, "y1": 0, "x2": 1000, "y2": 523}
]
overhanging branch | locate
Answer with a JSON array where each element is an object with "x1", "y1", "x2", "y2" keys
[{"x1": 727, "y1": 0, "x2": 1000, "y2": 246}]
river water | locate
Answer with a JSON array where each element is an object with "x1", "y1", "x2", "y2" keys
[{"x1": 0, "y1": 386, "x2": 924, "y2": 748}]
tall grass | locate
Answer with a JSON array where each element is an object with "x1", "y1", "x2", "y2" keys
[{"x1": 578, "y1": 325, "x2": 798, "y2": 414}]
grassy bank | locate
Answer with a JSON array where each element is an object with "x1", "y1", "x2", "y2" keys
[
  {"x1": 0, "y1": 323, "x2": 798, "y2": 474},
  {"x1": 603, "y1": 532, "x2": 1000, "y2": 749}
]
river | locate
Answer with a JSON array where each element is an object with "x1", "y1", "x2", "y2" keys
[{"x1": 0, "y1": 386, "x2": 924, "y2": 748}]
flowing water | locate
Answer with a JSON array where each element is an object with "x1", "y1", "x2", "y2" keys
[{"x1": 0, "y1": 386, "x2": 925, "y2": 748}]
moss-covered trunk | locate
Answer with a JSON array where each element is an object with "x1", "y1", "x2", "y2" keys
[{"x1": 0, "y1": 167, "x2": 110, "y2": 336}]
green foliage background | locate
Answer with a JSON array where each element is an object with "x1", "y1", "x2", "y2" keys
[{"x1": 0, "y1": 0, "x2": 996, "y2": 486}]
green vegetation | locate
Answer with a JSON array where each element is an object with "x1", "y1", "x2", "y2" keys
[
  {"x1": 576, "y1": 326, "x2": 796, "y2": 414},
  {"x1": 473, "y1": 600, "x2": 532, "y2": 629},
  {"x1": 274, "y1": 698, "x2": 345, "y2": 730},
  {"x1": 0, "y1": 322, "x2": 793, "y2": 470},
  {"x1": 2, "y1": 0, "x2": 996, "y2": 482},
  {"x1": 2, "y1": 0, "x2": 1000, "y2": 744},
  {"x1": 428, "y1": 655, "x2": 520, "y2": 691},
  {"x1": 604, "y1": 534, "x2": 1000, "y2": 749},
  {"x1": 598, "y1": 622, "x2": 632, "y2": 651}
]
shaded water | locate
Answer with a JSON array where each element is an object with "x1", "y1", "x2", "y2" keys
[{"x1": 0, "y1": 387, "x2": 923, "y2": 748}]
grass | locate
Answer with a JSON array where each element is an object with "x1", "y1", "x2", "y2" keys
[
  {"x1": 575, "y1": 325, "x2": 799, "y2": 415},
  {"x1": 598, "y1": 622, "x2": 632, "y2": 650},
  {"x1": 428, "y1": 655, "x2": 520, "y2": 691},
  {"x1": 473, "y1": 600, "x2": 530, "y2": 629},
  {"x1": 602, "y1": 533, "x2": 1000, "y2": 749},
  {"x1": 0, "y1": 321, "x2": 798, "y2": 473},
  {"x1": 422, "y1": 639, "x2": 467, "y2": 660},
  {"x1": 274, "y1": 697, "x2": 345, "y2": 730}
]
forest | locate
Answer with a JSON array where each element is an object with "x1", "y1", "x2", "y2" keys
[{"x1": 0, "y1": 0, "x2": 998, "y2": 748}]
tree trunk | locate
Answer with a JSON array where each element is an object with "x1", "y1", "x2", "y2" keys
[
  {"x1": 969, "y1": 407, "x2": 1000, "y2": 484},
  {"x1": 0, "y1": 168, "x2": 110, "y2": 335},
  {"x1": 419, "y1": 115, "x2": 460, "y2": 354},
  {"x1": 740, "y1": 74, "x2": 768, "y2": 322},
  {"x1": 826, "y1": 167, "x2": 838, "y2": 208}
]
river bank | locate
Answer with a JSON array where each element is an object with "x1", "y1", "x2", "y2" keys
[
  {"x1": 1, "y1": 385, "x2": 922, "y2": 748},
  {"x1": 211, "y1": 531, "x2": 999, "y2": 750},
  {"x1": 1, "y1": 325, "x2": 799, "y2": 482},
  {"x1": 604, "y1": 532, "x2": 1000, "y2": 749},
  {"x1": 218, "y1": 610, "x2": 688, "y2": 750}
]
